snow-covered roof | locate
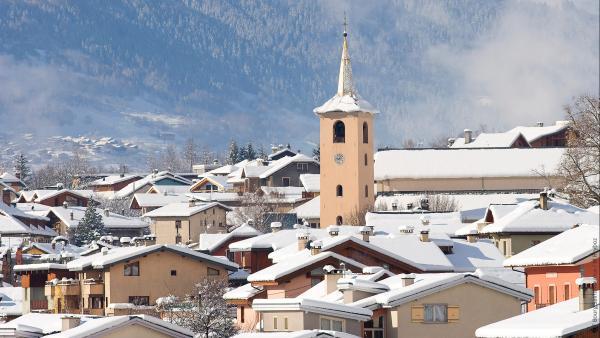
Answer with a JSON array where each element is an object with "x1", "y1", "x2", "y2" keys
[
  {"x1": 450, "y1": 131, "x2": 528, "y2": 148},
  {"x1": 223, "y1": 282, "x2": 265, "y2": 301},
  {"x1": 43, "y1": 314, "x2": 194, "y2": 338},
  {"x1": 252, "y1": 297, "x2": 372, "y2": 321},
  {"x1": 186, "y1": 192, "x2": 242, "y2": 203},
  {"x1": 66, "y1": 244, "x2": 238, "y2": 271},
  {"x1": 352, "y1": 271, "x2": 532, "y2": 310},
  {"x1": 13, "y1": 263, "x2": 68, "y2": 272},
  {"x1": 29, "y1": 189, "x2": 93, "y2": 203},
  {"x1": 2, "y1": 202, "x2": 49, "y2": 222},
  {"x1": 208, "y1": 164, "x2": 240, "y2": 176},
  {"x1": 113, "y1": 171, "x2": 191, "y2": 199},
  {"x1": 299, "y1": 174, "x2": 320, "y2": 193},
  {"x1": 247, "y1": 251, "x2": 366, "y2": 283},
  {"x1": 88, "y1": 174, "x2": 141, "y2": 186},
  {"x1": 365, "y1": 211, "x2": 465, "y2": 238},
  {"x1": 147, "y1": 185, "x2": 192, "y2": 195},
  {"x1": 198, "y1": 223, "x2": 261, "y2": 252},
  {"x1": 475, "y1": 291, "x2": 598, "y2": 338},
  {"x1": 446, "y1": 239, "x2": 505, "y2": 272},
  {"x1": 131, "y1": 193, "x2": 189, "y2": 208},
  {"x1": 48, "y1": 206, "x2": 148, "y2": 229},
  {"x1": 0, "y1": 172, "x2": 24, "y2": 184},
  {"x1": 258, "y1": 154, "x2": 318, "y2": 179},
  {"x1": 0, "y1": 313, "x2": 97, "y2": 335},
  {"x1": 374, "y1": 148, "x2": 564, "y2": 180},
  {"x1": 233, "y1": 330, "x2": 360, "y2": 338},
  {"x1": 190, "y1": 175, "x2": 232, "y2": 191},
  {"x1": 503, "y1": 224, "x2": 600, "y2": 267},
  {"x1": 291, "y1": 196, "x2": 320, "y2": 220},
  {"x1": 480, "y1": 200, "x2": 598, "y2": 234},
  {"x1": 143, "y1": 201, "x2": 231, "y2": 218},
  {"x1": 24, "y1": 242, "x2": 86, "y2": 256},
  {"x1": 14, "y1": 202, "x2": 52, "y2": 219},
  {"x1": 314, "y1": 93, "x2": 378, "y2": 115},
  {"x1": 0, "y1": 287, "x2": 24, "y2": 316},
  {"x1": 508, "y1": 121, "x2": 570, "y2": 143},
  {"x1": 0, "y1": 210, "x2": 49, "y2": 236}
]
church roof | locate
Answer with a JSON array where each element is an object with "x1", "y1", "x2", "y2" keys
[{"x1": 314, "y1": 23, "x2": 377, "y2": 115}]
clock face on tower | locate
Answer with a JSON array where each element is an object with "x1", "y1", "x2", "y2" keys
[{"x1": 334, "y1": 153, "x2": 344, "y2": 165}]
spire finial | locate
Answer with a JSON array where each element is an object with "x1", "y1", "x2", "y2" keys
[
  {"x1": 343, "y1": 12, "x2": 348, "y2": 37},
  {"x1": 337, "y1": 13, "x2": 354, "y2": 97}
]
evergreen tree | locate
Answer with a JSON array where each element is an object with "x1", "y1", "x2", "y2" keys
[
  {"x1": 69, "y1": 200, "x2": 106, "y2": 246},
  {"x1": 226, "y1": 140, "x2": 239, "y2": 165},
  {"x1": 245, "y1": 142, "x2": 256, "y2": 160},
  {"x1": 238, "y1": 143, "x2": 248, "y2": 162},
  {"x1": 13, "y1": 153, "x2": 31, "y2": 183},
  {"x1": 257, "y1": 144, "x2": 267, "y2": 160}
]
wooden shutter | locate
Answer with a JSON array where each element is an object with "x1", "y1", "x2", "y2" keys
[
  {"x1": 411, "y1": 305, "x2": 424, "y2": 322},
  {"x1": 448, "y1": 306, "x2": 460, "y2": 323}
]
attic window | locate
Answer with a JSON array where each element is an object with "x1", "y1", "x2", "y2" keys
[
  {"x1": 124, "y1": 262, "x2": 139, "y2": 276},
  {"x1": 170, "y1": 270, "x2": 177, "y2": 276}
]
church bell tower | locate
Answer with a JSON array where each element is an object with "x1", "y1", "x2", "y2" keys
[{"x1": 314, "y1": 20, "x2": 377, "y2": 227}]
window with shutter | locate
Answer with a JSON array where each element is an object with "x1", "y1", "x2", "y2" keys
[
  {"x1": 411, "y1": 305, "x2": 424, "y2": 322},
  {"x1": 448, "y1": 306, "x2": 460, "y2": 322}
]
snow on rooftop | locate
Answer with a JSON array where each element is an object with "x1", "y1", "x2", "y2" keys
[
  {"x1": 503, "y1": 224, "x2": 600, "y2": 267},
  {"x1": 480, "y1": 200, "x2": 598, "y2": 234},
  {"x1": 374, "y1": 148, "x2": 564, "y2": 180},
  {"x1": 314, "y1": 94, "x2": 378, "y2": 115},
  {"x1": 508, "y1": 121, "x2": 569, "y2": 143},
  {"x1": 131, "y1": 193, "x2": 189, "y2": 208},
  {"x1": 143, "y1": 201, "x2": 230, "y2": 218},
  {"x1": 49, "y1": 206, "x2": 148, "y2": 229},
  {"x1": 66, "y1": 244, "x2": 238, "y2": 271},
  {"x1": 198, "y1": 223, "x2": 261, "y2": 252},
  {"x1": 247, "y1": 251, "x2": 366, "y2": 283},
  {"x1": 451, "y1": 131, "x2": 527, "y2": 148},
  {"x1": 0, "y1": 287, "x2": 24, "y2": 316},
  {"x1": 365, "y1": 211, "x2": 465, "y2": 237},
  {"x1": 291, "y1": 196, "x2": 320, "y2": 220},
  {"x1": 88, "y1": 174, "x2": 140, "y2": 186},
  {"x1": 299, "y1": 174, "x2": 320, "y2": 193},
  {"x1": 252, "y1": 297, "x2": 372, "y2": 321},
  {"x1": 223, "y1": 282, "x2": 265, "y2": 300},
  {"x1": 446, "y1": 239, "x2": 505, "y2": 272},
  {"x1": 475, "y1": 291, "x2": 599, "y2": 338}
]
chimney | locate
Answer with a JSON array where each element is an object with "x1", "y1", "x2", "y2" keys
[
  {"x1": 103, "y1": 208, "x2": 110, "y2": 217},
  {"x1": 539, "y1": 191, "x2": 549, "y2": 210},
  {"x1": 464, "y1": 129, "x2": 473, "y2": 144},
  {"x1": 327, "y1": 226, "x2": 339, "y2": 237},
  {"x1": 310, "y1": 241, "x2": 322, "y2": 255},
  {"x1": 420, "y1": 215, "x2": 431, "y2": 225},
  {"x1": 120, "y1": 172, "x2": 124, "y2": 178},
  {"x1": 323, "y1": 266, "x2": 344, "y2": 294},
  {"x1": 359, "y1": 226, "x2": 370, "y2": 242},
  {"x1": 476, "y1": 222, "x2": 488, "y2": 232},
  {"x1": 467, "y1": 230, "x2": 478, "y2": 243},
  {"x1": 69, "y1": 212, "x2": 74, "y2": 220},
  {"x1": 62, "y1": 201, "x2": 68, "y2": 209},
  {"x1": 2, "y1": 189, "x2": 11, "y2": 206},
  {"x1": 399, "y1": 225, "x2": 414, "y2": 234},
  {"x1": 188, "y1": 198, "x2": 196, "y2": 207},
  {"x1": 400, "y1": 273, "x2": 416, "y2": 287},
  {"x1": 391, "y1": 200, "x2": 398, "y2": 211},
  {"x1": 61, "y1": 316, "x2": 81, "y2": 332},
  {"x1": 270, "y1": 222, "x2": 282, "y2": 233},
  {"x1": 297, "y1": 231, "x2": 310, "y2": 251},
  {"x1": 101, "y1": 247, "x2": 109, "y2": 255},
  {"x1": 420, "y1": 230, "x2": 430, "y2": 242},
  {"x1": 536, "y1": 122, "x2": 544, "y2": 127},
  {"x1": 576, "y1": 277, "x2": 596, "y2": 311},
  {"x1": 447, "y1": 138, "x2": 455, "y2": 147}
]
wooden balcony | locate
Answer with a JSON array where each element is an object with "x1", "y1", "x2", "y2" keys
[
  {"x1": 534, "y1": 303, "x2": 549, "y2": 309},
  {"x1": 82, "y1": 308, "x2": 104, "y2": 316},
  {"x1": 82, "y1": 279, "x2": 104, "y2": 295},
  {"x1": 56, "y1": 280, "x2": 80, "y2": 296}
]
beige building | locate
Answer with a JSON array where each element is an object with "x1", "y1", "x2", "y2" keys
[
  {"x1": 315, "y1": 27, "x2": 376, "y2": 227},
  {"x1": 247, "y1": 271, "x2": 532, "y2": 338},
  {"x1": 36, "y1": 244, "x2": 237, "y2": 316},
  {"x1": 144, "y1": 200, "x2": 231, "y2": 245}
]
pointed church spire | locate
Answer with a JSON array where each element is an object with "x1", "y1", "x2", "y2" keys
[{"x1": 337, "y1": 14, "x2": 354, "y2": 97}]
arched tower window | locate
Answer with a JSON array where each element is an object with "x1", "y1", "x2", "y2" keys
[
  {"x1": 336, "y1": 216, "x2": 343, "y2": 225},
  {"x1": 336, "y1": 185, "x2": 343, "y2": 197},
  {"x1": 364, "y1": 153, "x2": 368, "y2": 166},
  {"x1": 333, "y1": 121, "x2": 345, "y2": 143},
  {"x1": 365, "y1": 185, "x2": 369, "y2": 198},
  {"x1": 362, "y1": 122, "x2": 368, "y2": 144}
]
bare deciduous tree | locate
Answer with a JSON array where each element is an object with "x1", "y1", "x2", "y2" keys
[
  {"x1": 156, "y1": 279, "x2": 238, "y2": 337},
  {"x1": 559, "y1": 96, "x2": 600, "y2": 208},
  {"x1": 182, "y1": 138, "x2": 198, "y2": 171},
  {"x1": 230, "y1": 191, "x2": 283, "y2": 232},
  {"x1": 420, "y1": 194, "x2": 459, "y2": 212}
]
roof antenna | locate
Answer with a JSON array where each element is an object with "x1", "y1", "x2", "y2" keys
[{"x1": 343, "y1": 11, "x2": 348, "y2": 37}]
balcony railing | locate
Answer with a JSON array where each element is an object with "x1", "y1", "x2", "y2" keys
[
  {"x1": 56, "y1": 280, "x2": 80, "y2": 296},
  {"x1": 82, "y1": 279, "x2": 104, "y2": 295},
  {"x1": 535, "y1": 303, "x2": 549, "y2": 309}
]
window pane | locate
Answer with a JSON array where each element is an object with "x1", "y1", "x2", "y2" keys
[
  {"x1": 332, "y1": 320, "x2": 343, "y2": 331},
  {"x1": 320, "y1": 318, "x2": 330, "y2": 330},
  {"x1": 424, "y1": 305, "x2": 434, "y2": 322}
]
